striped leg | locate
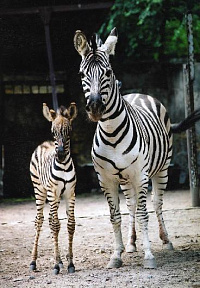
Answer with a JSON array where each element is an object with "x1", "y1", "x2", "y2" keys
[
  {"x1": 120, "y1": 184, "x2": 137, "y2": 253},
  {"x1": 151, "y1": 169, "x2": 173, "y2": 250},
  {"x1": 136, "y1": 178, "x2": 157, "y2": 269},
  {"x1": 48, "y1": 194, "x2": 62, "y2": 274},
  {"x1": 64, "y1": 190, "x2": 76, "y2": 273},
  {"x1": 101, "y1": 180, "x2": 125, "y2": 268},
  {"x1": 30, "y1": 186, "x2": 46, "y2": 271}
]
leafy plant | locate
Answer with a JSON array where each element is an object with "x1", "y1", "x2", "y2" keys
[{"x1": 100, "y1": 0, "x2": 200, "y2": 61}]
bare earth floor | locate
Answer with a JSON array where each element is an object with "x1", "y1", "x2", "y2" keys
[{"x1": 0, "y1": 190, "x2": 200, "y2": 288}]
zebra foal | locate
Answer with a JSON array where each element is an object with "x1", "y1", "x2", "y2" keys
[
  {"x1": 74, "y1": 28, "x2": 200, "y2": 269},
  {"x1": 30, "y1": 102, "x2": 77, "y2": 274}
]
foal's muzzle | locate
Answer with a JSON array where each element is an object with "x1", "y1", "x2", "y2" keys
[{"x1": 56, "y1": 139, "x2": 66, "y2": 162}]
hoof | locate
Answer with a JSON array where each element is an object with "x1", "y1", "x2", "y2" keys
[
  {"x1": 163, "y1": 242, "x2": 174, "y2": 250},
  {"x1": 144, "y1": 258, "x2": 157, "y2": 269},
  {"x1": 107, "y1": 258, "x2": 122, "y2": 269},
  {"x1": 126, "y1": 244, "x2": 136, "y2": 253},
  {"x1": 68, "y1": 263, "x2": 75, "y2": 273},
  {"x1": 59, "y1": 261, "x2": 64, "y2": 269},
  {"x1": 53, "y1": 264, "x2": 60, "y2": 275},
  {"x1": 30, "y1": 261, "x2": 36, "y2": 271}
]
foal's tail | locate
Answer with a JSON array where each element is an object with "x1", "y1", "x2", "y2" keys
[{"x1": 171, "y1": 108, "x2": 200, "y2": 134}]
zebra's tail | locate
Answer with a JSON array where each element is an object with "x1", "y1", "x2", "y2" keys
[{"x1": 171, "y1": 108, "x2": 200, "y2": 134}]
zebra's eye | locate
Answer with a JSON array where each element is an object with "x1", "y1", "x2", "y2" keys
[
  {"x1": 105, "y1": 69, "x2": 112, "y2": 77},
  {"x1": 79, "y1": 71, "x2": 85, "y2": 79}
]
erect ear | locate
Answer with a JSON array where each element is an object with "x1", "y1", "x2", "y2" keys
[
  {"x1": 101, "y1": 27, "x2": 118, "y2": 56},
  {"x1": 43, "y1": 103, "x2": 56, "y2": 122},
  {"x1": 68, "y1": 102, "x2": 78, "y2": 123},
  {"x1": 63, "y1": 102, "x2": 78, "y2": 123},
  {"x1": 74, "y1": 30, "x2": 90, "y2": 57}
]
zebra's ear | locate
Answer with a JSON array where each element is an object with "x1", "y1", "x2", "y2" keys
[
  {"x1": 101, "y1": 27, "x2": 118, "y2": 56},
  {"x1": 67, "y1": 102, "x2": 78, "y2": 123},
  {"x1": 74, "y1": 30, "x2": 90, "y2": 57},
  {"x1": 43, "y1": 103, "x2": 56, "y2": 122}
]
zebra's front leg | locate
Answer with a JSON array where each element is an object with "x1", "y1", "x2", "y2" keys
[
  {"x1": 136, "y1": 183, "x2": 157, "y2": 269},
  {"x1": 30, "y1": 190, "x2": 46, "y2": 271},
  {"x1": 64, "y1": 191, "x2": 76, "y2": 273},
  {"x1": 121, "y1": 183, "x2": 137, "y2": 253},
  {"x1": 48, "y1": 198, "x2": 62, "y2": 275},
  {"x1": 103, "y1": 181, "x2": 125, "y2": 269}
]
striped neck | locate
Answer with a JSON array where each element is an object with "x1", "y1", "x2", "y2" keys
[{"x1": 99, "y1": 75, "x2": 126, "y2": 132}]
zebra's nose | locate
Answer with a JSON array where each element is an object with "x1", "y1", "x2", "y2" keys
[
  {"x1": 57, "y1": 146, "x2": 65, "y2": 161},
  {"x1": 86, "y1": 93, "x2": 105, "y2": 114}
]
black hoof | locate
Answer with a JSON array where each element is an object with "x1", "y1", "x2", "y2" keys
[
  {"x1": 68, "y1": 263, "x2": 75, "y2": 273},
  {"x1": 53, "y1": 264, "x2": 60, "y2": 275},
  {"x1": 59, "y1": 261, "x2": 63, "y2": 269},
  {"x1": 30, "y1": 261, "x2": 36, "y2": 271}
]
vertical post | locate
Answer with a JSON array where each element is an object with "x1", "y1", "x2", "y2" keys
[
  {"x1": 183, "y1": 12, "x2": 200, "y2": 207},
  {"x1": 40, "y1": 7, "x2": 58, "y2": 111}
]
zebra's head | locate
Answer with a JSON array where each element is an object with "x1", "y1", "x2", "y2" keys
[
  {"x1": 43, "y1": 103, "x2": 77, "y2": 162},
  {"x1": 74, "y1": 28, "x2": 118, "y2": 122}
]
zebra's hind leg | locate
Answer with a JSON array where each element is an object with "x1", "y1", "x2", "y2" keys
[
  {"x1": 121, "y1": 184, "x2": 137, "y2": 253},
  {"x1": 136, "y1": 180, "x2": 157, "y2": 269},
  {"x1": 48, "y1": 195, "x2": 62, "y2": 275},
  {"x1": 30, "y1": 187, "x2": 46, "y2": 271},
  {"x1": 63, "y1": 190, "x2": 76, "y2": 273},
  {"x1": 151, "y1": 169, "x2": 173, "y2": 250}
]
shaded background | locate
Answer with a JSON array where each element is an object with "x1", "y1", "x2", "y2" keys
[{"x1": 0, "y1": 0, "x2": 199, "y2": 198}]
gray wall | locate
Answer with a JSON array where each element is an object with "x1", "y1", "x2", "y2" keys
[{"x1": 119, "y1": 62, "x2": 200, "y2": 173}]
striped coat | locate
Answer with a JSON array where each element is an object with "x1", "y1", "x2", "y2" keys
[
  {"x1": 74, "y1": 28, "x2": 200, "y2": 269},
  {"x1": 30, "y1": 103, "x2": 77, "y2": 274}
]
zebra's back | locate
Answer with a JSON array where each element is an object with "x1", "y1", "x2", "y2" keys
[
  {"x1": 30, "y1": 141, "x2": 54, "y2": 188},
  {"x1": 124, "y1": 93, "x2": 172, "y2": 177}
]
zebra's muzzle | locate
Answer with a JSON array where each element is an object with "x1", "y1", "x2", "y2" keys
[
  {"x1": 56, "y1": 140, "x2": 66, "y2": 162},
  {"x1": 86, "y1": 93, "x2": 106, "y2": 122}
]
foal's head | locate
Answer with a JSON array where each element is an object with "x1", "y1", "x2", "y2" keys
[{"x1": 43, "y1": 103, "x2": 77, "y2": 162}]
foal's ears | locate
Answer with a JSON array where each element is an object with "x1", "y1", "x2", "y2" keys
[
  {"x1": 43, "y1": 102, "x2": 77, "y2": 123},
  {"x1": 65, "y1": 102, "x2": 78, "y2": 123},
  {"x1": 74, "y1": 27, "x2": 118, "y2": 58},
  {"x1": 43, "y1": 103, "x2": 56, "y2": 122}
]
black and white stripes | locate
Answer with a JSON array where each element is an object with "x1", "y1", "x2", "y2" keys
[
  {"x1": 30, "y1": 103, "x2": 77, "y2": 274},
  {"x1": 74, "y1": 27, "x2": 200, "y2": 269}
]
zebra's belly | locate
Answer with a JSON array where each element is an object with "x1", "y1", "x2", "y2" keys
[
  {"x1": 92, "y1": 146, "x2": 146, "y2": 180},
  {"x1": 40, "y1": 169, "x2": 76, "y2": 195}
]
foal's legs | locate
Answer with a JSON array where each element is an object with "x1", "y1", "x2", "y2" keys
[
  {"x1": 63, "y1": 188, "x2": 76, "y2": 273},
  {"x1": 30, "y1": 187, "x2": 46, "y2": 271},
  {"x1": 48, "y1": 192, "x2": 62, "y2": 274}
]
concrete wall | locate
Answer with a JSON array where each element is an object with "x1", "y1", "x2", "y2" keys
[{"x1": 119, "y1": 62, "x2": 200, "y2": 176}]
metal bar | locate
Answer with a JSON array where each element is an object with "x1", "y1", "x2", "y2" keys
[
  {"x1": 0, "y1": 2, "x2": 113, "y2": 15},
  {"x1": 184, "y1": 12, "x2": 200, "y2": 207},
  {"x1": 41, "y1": 8, "x2": 58, "y2": 111}
]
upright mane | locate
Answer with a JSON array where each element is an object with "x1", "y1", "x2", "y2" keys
[{"x1": 90, "y1": 33, "x2": 102, "y2": 56}]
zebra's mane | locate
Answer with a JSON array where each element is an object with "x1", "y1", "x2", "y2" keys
[
  {"x1": 58, "y1": 105, "x2": 67, "y2": 116},
  {"x1": 90, "y1": 33, "x2": 102, "y2": 56}
]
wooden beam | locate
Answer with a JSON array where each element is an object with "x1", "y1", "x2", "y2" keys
[{"x1": 0, "y1": 2, "x2": 113, "y2": 16}]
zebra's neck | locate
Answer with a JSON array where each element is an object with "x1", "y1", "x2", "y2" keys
[
  {"x1": 54, "y1": 139, "x2": 72, "y2": 166},
  {"x1": 99, "y1": 76, "x2": 127, "y2": 133}
]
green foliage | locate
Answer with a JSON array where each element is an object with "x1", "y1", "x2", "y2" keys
[{"x1": 100, "y1": 0, "x2": 200, "y2": 61}]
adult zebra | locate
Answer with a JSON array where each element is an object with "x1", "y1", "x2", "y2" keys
[
  {"x1": 30, "y1": 102, "x2": 77, "y2": 274},
  {"x1": 74, "y1": 28, "x2": 200, "y2": 269}
]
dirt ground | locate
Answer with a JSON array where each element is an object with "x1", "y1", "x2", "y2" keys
[{"x1": 0, "y1": 189, "x2": 200, "y2": 288}]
